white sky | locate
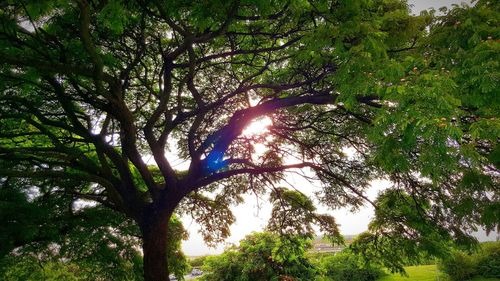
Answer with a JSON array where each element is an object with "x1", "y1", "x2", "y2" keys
[
  {"x1": 180, "y1": 0, "x2": 496, "y2": 257},
  {"x1": 409, "y1": 0, "x2": 472, "y2": 15},
  {"x1": 181, "y1": 175, "x2": 391, "y2": 256}
]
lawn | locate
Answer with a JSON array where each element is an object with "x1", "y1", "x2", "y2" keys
[
  {"x1": 379, "y1": 265, "x2": 444, "y2": 281},
  {"x1": 378, "y1": 265, "x2": 500, "y2": 281}
]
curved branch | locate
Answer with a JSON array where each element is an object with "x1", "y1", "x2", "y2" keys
[
  {"x1": 199, "y1": 93, "x2": 337, "y2": 165},
  {"x1": 190, "y1": 162, "x2": 312, "y2": 191}
]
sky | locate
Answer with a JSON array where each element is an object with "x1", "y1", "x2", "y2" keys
[
  {"x1": 409, "y1": 0, "x2": 472, "y2": 15},
  {"x1": 180, "y1": 0, "x2": 496, "y2": 257}
]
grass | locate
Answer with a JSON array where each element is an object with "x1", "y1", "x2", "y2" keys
[
  {"x1": 378, "y1": 265, "x2": 500, "y2": 281},
  {"x1": 379, "y1": 265, "x2": 444, "y2": 281}
]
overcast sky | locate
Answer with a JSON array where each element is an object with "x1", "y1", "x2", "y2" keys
[
  {"x1": 409, "y1": 0, "x2": 472, "y2": 14},
  {"x1": 180, "y1": 0, "x2": 495, "y2": 257}
]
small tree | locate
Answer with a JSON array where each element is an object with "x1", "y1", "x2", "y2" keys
[
  {"x1": 201, "y1": 232, "x2": 316, "y2": 281},
  {"x1": 318, "y1": 251, "x2": 385, "y2": 281}
]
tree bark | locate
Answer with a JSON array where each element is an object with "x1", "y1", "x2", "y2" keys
[{"x1": 141, "y1": 210, "x2": 172, "y2": 281}]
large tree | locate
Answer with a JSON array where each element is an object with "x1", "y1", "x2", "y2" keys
[{"x1": 0, "y1": 0, "x2": 498, "y2": 280}]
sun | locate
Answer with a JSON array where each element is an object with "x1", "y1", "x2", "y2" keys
[
  {"x1": 242, "y1": 116, "x2": 273, "y2": 137},
  {"x1": 242, "y1": 116, "x2": 273, "y2": 158}
]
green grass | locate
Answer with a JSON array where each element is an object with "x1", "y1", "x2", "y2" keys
[
  {"x1": 378, "y1": 265, "x2": 500, "y2": 281},
  {"x1": 379, "y1": 265, "x2": 444, "y2": 281}
]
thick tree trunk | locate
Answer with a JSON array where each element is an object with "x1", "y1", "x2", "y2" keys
[{"x1": 142, "y1": 211, "x2": 172, "y2": 281}]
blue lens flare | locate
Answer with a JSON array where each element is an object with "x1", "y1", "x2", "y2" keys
[{"x1": 204, "y1": 149, "x2": 228, "y2": 174}]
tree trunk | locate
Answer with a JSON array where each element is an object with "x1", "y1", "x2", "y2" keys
[{"x1": 142, "y1": 211, "x2": 172, "y2": 281}]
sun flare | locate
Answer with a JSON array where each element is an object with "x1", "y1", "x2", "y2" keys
[
  {"x1": 241, "y1": 116, "x2": 273, "y2": 158},
  {"x1": 242, "y1": 116, "x2": 273, "y2": 137}
]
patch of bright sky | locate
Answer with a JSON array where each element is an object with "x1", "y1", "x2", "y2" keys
[
  {"x1": 409, "y1": 0, "x2": 473, "y2": 15},
  {"x1": 241, "y1": 116, "x2": 272, "y2": 137},
  {"x1": 180, "y1": 0, "x2": 496, "y2": 257},
  {"x1": 242, "y1": 116, "x2": 274, "y2": 159}
]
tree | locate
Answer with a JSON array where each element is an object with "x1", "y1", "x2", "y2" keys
[
  {"x1": 317, "y1": 250, "x2": 386, "y2": 281},
  {"x1": 0, "y1": 0, "x2": 498, "y2": 280},
  {"x1": 0, "y1": 178, "x2": 189, "y2": 280},
  {"x1": 200, "y1": 232, "x2": 316, "y2": 281}
]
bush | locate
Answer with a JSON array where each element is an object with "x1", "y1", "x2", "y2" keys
[
  {"x1": 439, "y1": 241, "x2": 500, "y2": 280},
  {"x1": 200, "y1": 232, "x2": 316, "y2": 281},
  {"x1": 0, "y1": 255, "x2": 83, "y2": 281},
  {"x1": 189, "y1": 256, "x2": 209, "y2": 268},
  {"x1": 476, "y1": 242, "x2": 500, "y2": 278},
  {"x1": 438, "y1": 250, "x2": 477, "y2": 281},
  {"x1": 0, "y1": 252, "x2": 143, "y2": 281},
  {"x1": 201, "y1": 250, "x2": 242, "y2": 281},
  {"x1": 319, "y1": 251, "x2": 386, "y2": 281}
]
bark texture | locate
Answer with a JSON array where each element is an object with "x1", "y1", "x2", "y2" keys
[{"x1": 141, "y1": 209, "x2": 172, "y2": 281}]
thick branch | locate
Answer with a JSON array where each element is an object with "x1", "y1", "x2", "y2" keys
[
  {"x1": 190, "y1": 162, "x2": 313, "y2": 191},
  {"x1": 77, "y1": 0, "x2": 106, "y2": 94},
  {"x1": 0, "y1": 54, "x2": 115, "y2": 84},
  {"x1": 143, "y1": 60, "x2": 177, "y2": 186},
  {"x1": 200, "y1": 93, "x2": 337, "y2": 163},
  {"x1": 173, "y1": 36, "x2": 301, "y2": 68},
  {"x1": 1, "y1": 169, "x2": 114, "y2": 191}
]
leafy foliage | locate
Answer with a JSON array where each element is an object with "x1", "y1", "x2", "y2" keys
[
  {"x1": 267, "y1": 187, "x2": 342, "y2": 244},
  {"x1": 0, "y1": 178, "x2": 189, "y2": 281},
  {"x1": 0, "y1": 0, "x2": 498, "y2": 280},
  {"x1": 200, "y1": 232, "x2": 316, "y2": 281},
  {"x1": 439, "y1": 241, "x2": 500, "y2": 281},
  {"x1": 439, "y1": 250, "x2": 478, "y2": 281},
  {"x1": 317, "y1": 250, "x2": 386, "y2": 281},
  {"x1": 188, "y1": 255, "x2": 209, "y2": 268},
  {"x1": 477, "y1": 242, "x2": 500, "y2": 279},
  {"x1": 349, "y1": 189, "x2": 462, "y2": 273},
  {"x1": 0, "y1": 256, "x2": 83, "y2": 281}
]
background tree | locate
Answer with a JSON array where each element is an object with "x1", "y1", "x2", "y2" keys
[
  {"x1": 200, "y1": 232, "x2": 316, "y2": 281},
  {"x1": 317, "y1": 250, "x2": 386, "y2": 281},
  {"x1": 0, "y1": 1, "x2": 498, "y2": 280}
]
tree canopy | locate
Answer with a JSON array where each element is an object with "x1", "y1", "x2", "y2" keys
[
  {"x1": 200, "y1": 232, "x2": 316, "y2": 281},
  {"x1": 0, "y1": 179, "x2": 189, "y2": 280},
  {"x1": 0, "y1": 0, "x2": 498, "y2": 280}
]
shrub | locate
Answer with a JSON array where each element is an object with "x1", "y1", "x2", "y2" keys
[
  {"x1": 438, "y1": 250, "x2": 477, "y2": 281},
  {"x1": 189, "y1": 255, "x2": 209, "y2": 268},
  {"x1": 476, "y1": 242, "x2": 500, "y2": 278},
  {"x1": 201, "y1": 232, "x2": 317, "y2": 281},
  {"x1": 319, "y1": 251, "x2": 386, "y2": 281},
  {"x1": 0, "y1": 255, "x2": 83, "y2": 281},
  {"x1": 439, "y1": 241, "x2": 500, "y2": 280},
  {"x1": 201, "y1": 250, "x2": 242, "y2": 281}
]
